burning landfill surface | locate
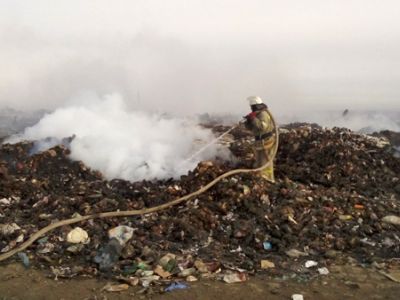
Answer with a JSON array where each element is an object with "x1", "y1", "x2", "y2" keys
[{"x1": 1, "y1": 122, "x2": 400, "y2": 291}]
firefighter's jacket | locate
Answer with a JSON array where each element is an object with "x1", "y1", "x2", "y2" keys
[{"x1": 245, "y1": 109, "x2": 274, "y2": 140}]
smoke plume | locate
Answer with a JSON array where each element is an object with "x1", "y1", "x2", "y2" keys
[{"x1": 7, "y1": 93, "x2": 227, "y2": 181}]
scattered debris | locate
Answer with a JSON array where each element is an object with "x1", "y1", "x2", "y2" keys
[
  {"x1": 0, "y1": 198, "x2": 11, "y2": 206},
  {"x1": 101, "y1": 283, "x2": 130, "y2": 292},
  {"x1": 378, "y1": 270, "x2": 400, "y2": 284},
  {"x1": 179, "y1": 268, "x2": 196, "y2": 277},
  {"x1": 0, "y1": 223, "x2": 20, "y2": 236},
  {"x1": 317, "y1": 267, "x2": 330, "y2": 275},
  {"x1": 66, "y1": 227, "x2": 89, "y2": 244},
  {"x1": 263, "y1": 241, "x2": 272, "y2": 250},
  {"x1": 140, "y1": 275, "x2": 160, "y2": 287},
  {"x1": 164, "y1": 282, "x2": 189, "y2": 292},
  {"x1": 382, "y1": 215, "x2": 400, "y2": 226},
  {"x1": 344, "y1": 281, "x2": 360, "y2": 289},
  {"x1": 286, "y1": 249, "x2": 308, "y2": 258},
  {"x1": 292, "y1": 294, "x2": 304, "y2": 300},
  {"x1": 305, "y1": 261, "x2": 318, "y2": 268},
  {"x1": 260, "y1": 260, "x2": 275, "y2": 269},
  {"x1": 94, "y1": 238, "x2": 123, "y2": 271},
  {"x1": 159, "y1": 253, "x2": 177, "y2": 272},
  {"x1": 108, "y1": 225, "x2": 134, "y2": 246},
  {"x1": 186, "y1": 275, "x2": 198, "y2": 282},
  {"x1": 17, "y1": 252, "x2": 30, "y2": 268},
  {"x1": 154, "y1": 265, "x2": 172, "y2": 279},
  {"x1": 115, "y1": 275, "x2": 139, "y2": 286},
  {"x1": 223, "y1": 272, "x2": 247, "y2": 284}
]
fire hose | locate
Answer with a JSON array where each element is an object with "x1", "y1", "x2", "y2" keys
[{"x1": 0, "y1": 111, "x2": 279, "y2": 262}]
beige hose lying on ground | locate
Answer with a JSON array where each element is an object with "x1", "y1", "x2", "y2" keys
[{"x1": 0, "y1": 111, "x2": 279, "y2": 262}]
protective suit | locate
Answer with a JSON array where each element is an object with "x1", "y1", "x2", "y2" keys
[{"x1": 244, "y1": 96, "x2": 276, "y2": 182}]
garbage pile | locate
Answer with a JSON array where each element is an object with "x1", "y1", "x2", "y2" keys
[
  {"x1": 373, "y1": 130, "x2": 400, "y2": 158},
  {"x1": 0, "y1": 123, "x2": 400, "y2": 287},
  {"x1": 374, "y1": 130, "x2": 400, "y2": 148}
]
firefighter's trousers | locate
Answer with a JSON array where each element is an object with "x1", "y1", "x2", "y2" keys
[{"x1": 253, "y1": 137, "x2": 275, "y2": 182}]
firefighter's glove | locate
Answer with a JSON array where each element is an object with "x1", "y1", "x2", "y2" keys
[{"x1": 245, "y1": 112, "x2": 257, "y2": 121}]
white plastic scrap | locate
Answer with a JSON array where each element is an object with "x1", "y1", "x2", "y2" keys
[
  {"x1": 305, "y1": 260, "x2": 318, "y2": 268},
  {"x1": 37, "y1": 242, "x2": 55, "y2": 254},
  {"x1": 140, "y1": 275, "x2": 160, "y2": 287},
  {"x1": 364, "y1": 135, "x2": 390, "y2": 148},
  {"x1": 360, "y1": 238, "x2": 376, "y2": 247},
  {"x1": 285, "y1": 249, "x2": 308, "y2": 258},
  {"x1": 66, "y1": 227, "x2": 89, "y2": 244},
  {"x1": 0, "y1": 197, "x2": 20, "y2": 207},
  {"x1": 318, "y1": 267, "x2": 330, "y2": 275},
  {"x1": 0, "y1": 223, "x2": 21, "y2": 236},
  {"x1": 0, "y1": 198, "x2": 11, "y2": 206},
  {"x1": 223, "y1": 272, "x2": 247, "y2": 283},
  {"x1": 230, "y1": 246, "x2": 242, "y2": 253},
  {"x1": 382, "y1": 215, "x2": 400, "y2": 226},
  {"x1": 16, "y1": 234, "x2": 24, "y2": 243},
  {"x1": 108, "y1": 225, "x2": 134, "y2": 246},
  {"x1": 292, "y1": 294, "x2": 304, "y2": 300}
]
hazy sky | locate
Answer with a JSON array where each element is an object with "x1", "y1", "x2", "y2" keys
[{"x1": 0, "y1": 0, "x2": 399, "y2": 114}]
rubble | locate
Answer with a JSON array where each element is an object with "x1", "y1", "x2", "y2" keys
[{"x1": 0, "y1": 123, "x2": 399, "y2": 287}]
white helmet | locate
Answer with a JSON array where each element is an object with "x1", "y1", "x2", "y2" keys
[{"x1": 247, "y1": 96, "x2": 263, "y2": 105}]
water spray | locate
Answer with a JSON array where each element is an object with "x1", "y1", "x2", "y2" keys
[{"x1": 181, "y1": 121, "x2": 243, "y2": 164}]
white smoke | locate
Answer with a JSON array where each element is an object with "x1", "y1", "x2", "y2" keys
[
  {"x1": 6, "y1": 93, "x2": 227, "y2": 181},
  {"x1": 395, "y1": 147, "x2": 400, "y2": 158},
  {"x1": 281, "y1": 109, "x2": 400, "y2": 133},
  {"x1": 337, "y1": 112, "x2": 400, "y2": 133}
]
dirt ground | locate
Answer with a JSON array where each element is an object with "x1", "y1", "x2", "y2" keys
[{"x1": 1, "y1": 263, "x2": 400, "y2": 300}]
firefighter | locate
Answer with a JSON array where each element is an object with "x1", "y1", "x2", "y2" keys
[{"x1": 244, "y1": 96, "x2": 276, "y2": 182}]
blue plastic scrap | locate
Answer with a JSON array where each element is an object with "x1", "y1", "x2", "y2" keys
[
  {"x1": 17, "y1": 252, "x2": 30, "y2": 268},
  {"x1": 37, "y1": 237, "x2": 48, "y2": 245},
  {"x1": 263, "y1": 241, "x2": 272, "y2": 250},
  {"x1": 165, "y1": 282, "x2": 189, "y2": 292}
]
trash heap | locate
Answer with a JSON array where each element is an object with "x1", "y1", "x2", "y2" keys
[{"x1": 0, "y1": 124, "x2": 400, "y2": 287}]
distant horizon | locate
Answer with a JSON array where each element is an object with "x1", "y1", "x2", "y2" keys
[
  {"x1": 1, "y1": 104, "x2": 399, "y2": 140},
  {"x1": 1, "y1": 104, "x2": 400, "y2": 114}
]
